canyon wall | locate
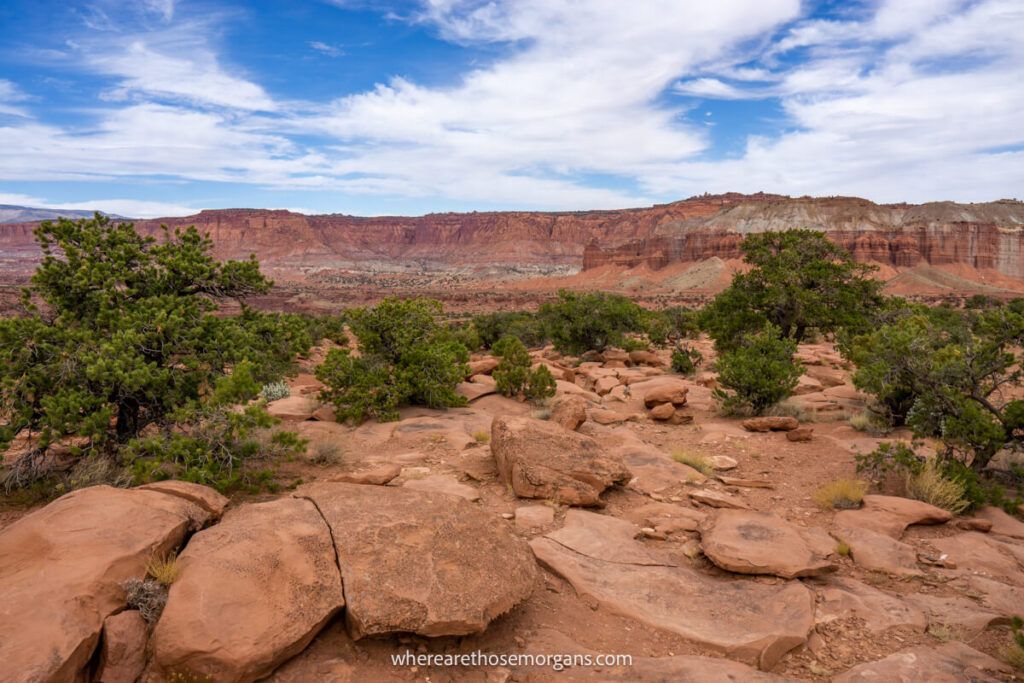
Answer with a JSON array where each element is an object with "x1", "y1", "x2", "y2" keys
[{"x1": 2, "y1": 194, "x2": 1023, "y2": 283}]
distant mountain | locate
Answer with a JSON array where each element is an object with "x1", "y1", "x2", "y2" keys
[{"x1": 0, "y1": 205, "x2": 130, "y2": 224}]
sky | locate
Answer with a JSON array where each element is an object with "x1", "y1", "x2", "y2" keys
[{"x1": 0, "y1": 0, "x2": 1022, "y2": 218}]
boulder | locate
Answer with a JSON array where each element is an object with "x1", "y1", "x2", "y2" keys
[
  {"x1": 833, "y1": 642, "x2": 1011, "y2": 682},
  {"x1": 266, "y1": 395, "x2": 320, "y2": 421},
  {"x1": 455, "y1": 380, "x2": 497, "y2": 402},
  {"x1": 490, "y1": 416, "x2": 632, "y2": 506},
  {"x1": 530, "y1": 515, "x2": 814, "y2": 670},
  {"x1": 628, "y1": 350, "x2": 663, "y2": 366},
  {"x1": 708, "y1": 455, "x2": 738, "y2": 471},
  {"x1": 792, "y1": 374, "x2": 824, "y2": 395},
  {"x1": 151, "y1": 498, "x2": 343, "y2": 683},
  {"x1": 310, "y1": 405, "x2": 337, "y2": 422},
  {"x1": 648, "y1": 402, "x2": 676, "y2": 421},
  {"x1": 296, "y1": 482, "x2": 536, "y2": 639},
  {"x1": 594, "y1": 376, "x2": 620, "y2": 396},
  {"x1": 136, "y1": 480, "x2": 229, "y2": 518},
  {"x1": 786, "y1": 427, "x2": 814, "y2": 442},
  {"x1": 741, "y1": 416, "x2": 799, "y2": 432},
  {"x1": 589, "y1": 408, "x2": 638, "y2": 425},
  {"x1": 834, "y1": 494, "x2": 952, "y2": 539},
  {"x1": 641, "y1": 379, "x2": 690, "y2": 408},
  {"x1": 549, "y1": 394, "x2": 588, "y2": 431},
  {"x1": 601, "y1": 348, "x2": 631, "y2": 364},
  {"x1": 0, "y1": 485, "x2": 220, "y2": 683},
  {"x1": 94, "y1": 610, "x2": 148, "y2": 683},
  {"x1": 699, "y1": 510, "x2": 838, "y2": 579},
  {"x1": 468, "y1": 358, "x2": 500, "y2": 375}
]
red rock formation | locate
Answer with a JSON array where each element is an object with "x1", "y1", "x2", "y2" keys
[{"x1": 2, "y1": 194, "x2": 1023, "y2": 286}]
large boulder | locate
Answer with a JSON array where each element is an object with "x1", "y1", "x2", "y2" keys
[
  {"x1": 549, "y1": 394, "x2": 588, "y2": 431},
  {"x1": 699, "y1": 510, "x2": 838, "y2": 579},
  {"x1": 640, "y1": 378, "x2": 689, "y2": 408},
  {"x1": 151, "y1": 497, "x2": 343, "y2": 683},
  {"x1": 490, "y1": 416, "x2": 632, "y2": 506},
  {"x1": 266, "y1": 395, "x2": 320, "y2": 421},
  {"x1": 833, "y1": 525, "x2": 923, "y2": 577},
  {"x1": 296, "y1": 482, "x2": 536, "y2": 639},
  {"x1": 0, "y1": 484, "x2": 222, "y2": 683}
]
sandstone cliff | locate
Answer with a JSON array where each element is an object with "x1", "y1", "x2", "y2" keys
[{"x1": 2, "y1": 194, "x2": 1023, "y2": 291}]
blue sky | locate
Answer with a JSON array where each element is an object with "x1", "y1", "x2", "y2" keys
[{"x1": 1, "y1": 0, "x2": 1022, "y2": 217}]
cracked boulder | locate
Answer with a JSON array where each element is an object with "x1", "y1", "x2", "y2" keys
[
  {"x1": 0, "y1": 484, "x2": 222, "y2": 683},
  {"x1": 530, "y1": 510, "x2": 814, "y2": 669},
  {"x1": 699, "y1": 510, "x2": 838, "y2": 579},
  {"x1": 297, "y1": 482, "x2": 536, "y2": 639},
  {"x1": 151, "y1": 497, "x2": 344, "y2": 683},
  {"x1": 490, "y1": 415, "x2": 631, "y2": 506}
]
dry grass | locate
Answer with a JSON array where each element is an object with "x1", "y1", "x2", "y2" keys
[
  {"x1": 530, "y1": 407, "x2": 552, "y2": 420},
  {"x1": 671, "y1": 450, "x2": 713, "y2": 476},
  {"x1": 813, "y1": 478, "x2": 869, "y2": 510},
  {"x1": 309, "y1": 440, "x2": 342, "y2": 466},
  {"x1": 835, "y1": 540, "x2": 851, "y2": 557},
  {"x1": 473, "y1": 430, "x2": 491, "y2": 444},
  {"x1": 904, "y1": 462, "x2": 969, "y2": 514},
  {"x1": 147, "y1": 552, "x2": 181, "y2": 586},
  {"x1": 849, "y1": 410, "x2": 890, "y2": 435},
  {"x1": 123, "y1": 577, "x2": 168, "y2": 624}
]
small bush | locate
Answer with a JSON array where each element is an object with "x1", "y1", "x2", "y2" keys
[
  {"x1": 671, "y1": 345, "x2": 703, "y2": 375},
  {"x1": 147, "y1": 552, "x2": 180, "y2": 586},
  {"x1": 619, "y1": 337, "x2": 648, "y2": 353},
  {"x1": 836, "y1": 540, "x2": 851, "y2": 556},
  {"x1": 317, "y1": 299, "x2": 469, "y2": 423},
  {"x1": 260, "y1": 380, "x2": 291, "y2": 402},
  {"x1": 492, "y1": 337, "x2": 557, "y2": 402},
  {"x1": 904, "y1": 461, "x2": 969, "y2": 514},
  {"x1": 813, "y1": 479, "x2": 868, "y2": 510},
  {"x1": 472, "y1": 311, "x2": 546, "y2": 349},
  {"x1": 473, "y1": 430, "x2": 490, "y2": 444},
  {"x1": 309, "y1": 441, "x2": 342, "y2": 466},
  {"x1": 672, "y1": 450, "x2": 713, "y2": 475},
  {"x1": 713, "y1": 324, "x2": 802, "y2": 415},
  {"x1": 123, "y1": 577, "x2": 168, "y2": 624}
]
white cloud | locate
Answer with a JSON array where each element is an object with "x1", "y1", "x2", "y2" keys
[
  {"x1": 0, "y1": 79, "x2": 30, "y2": 117},
  {"x1": 47, "y1": 198, "x2": 197, "y2": 218},
  {"x1": 3, "y1": 0, "x2": 1024, "y2": 209},
  {"x1": 309, "y1": 41, "x2": 345, "y2": 57}
]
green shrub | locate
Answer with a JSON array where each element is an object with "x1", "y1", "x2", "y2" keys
[
  {"x1": 700, "y1": 230, "x2": 883, "y2": 350},
  {"x1": 538, "y1": 290, "x2": 647, "y2": 355},
  {"x1": 671, "y1": 345, "x2": 703, "y2": 375},
  {"x1": 124, "y1": 362, "x2": 306, "y2": 492},
  {"x1": 0, "y1": 215, "x2": 314, "y2": 493},
  {"x1": 492, "y1": 336, "x2": 556, "y2": 402},
  {"x1": 525, "y1": 364, "x2": 557, "y2": 402},
  {"x1": 473, "y1": 311, "x2": 546, "y2": 348},
  {"x1": 713, "y1": 324, "x2": 801, "y2": 414},
  {"x1": 316, "y1": 298, "x2": 469, "y2": 422}
]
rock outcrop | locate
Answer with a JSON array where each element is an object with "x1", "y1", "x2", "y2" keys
[
  {"x1": 698, "y1": 510, "x2": 838, "y2": 579},
  {"x1": 0, "y1": 483, "x2": 223, "y2": 683},
  {"x1": 296, "y1": 482, "x2": 536, "y2": 639},
  {"x1": 150, "y1": 497, "x2": 344, "y2": 683},
  {"x1": 490, "y1": 415, "x2": 632, "y2": 506}
]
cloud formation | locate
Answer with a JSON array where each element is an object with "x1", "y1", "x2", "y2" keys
[{"x1": 0, "y1": 0, "x2": 1022, "y2": 214}]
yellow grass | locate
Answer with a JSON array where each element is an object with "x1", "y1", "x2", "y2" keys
[
  {"x1": 905, "y1": 462, "x2": 969, "y2": 514},
  {"x1": 813, "y1": 478, "x2": 868, "y2": 510},
  {"x1": 671, "y1": 450, "x2": 714, "y2": 476},
  {"x1": 147, "y1": 552, "x2": 180, "y2": 586},
  {"x1": 473, "y1": 430, "x2": 491, "y2": 444}
]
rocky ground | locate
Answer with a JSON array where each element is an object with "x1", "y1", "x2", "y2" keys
[{"x1": 2, "y1": 340, "x2": 1024, "y2": 682}]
